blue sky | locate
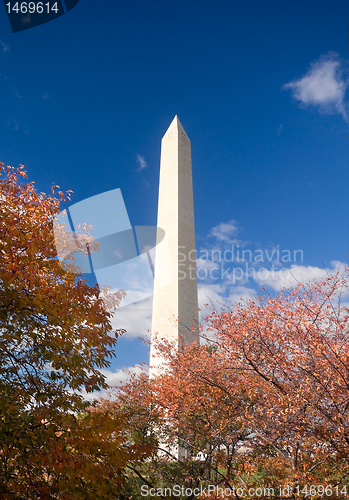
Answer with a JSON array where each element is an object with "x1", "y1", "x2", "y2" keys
[{"x1": 1, "y1": 0, "x2": 349, "y2": 390}]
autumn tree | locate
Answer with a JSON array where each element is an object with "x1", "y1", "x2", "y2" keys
[
  {"x1": 205, "y1": 270, "x2": 349, "y2": 494},
  {"x1": 0, "y1": 162, "x2": 151, "y2": 499},
  {"x1": 106, "y1": 344, "x2": 257, "y2": 499},
  {"x1": 108, "y1": 270, "x2": 349, "y2": 499}
]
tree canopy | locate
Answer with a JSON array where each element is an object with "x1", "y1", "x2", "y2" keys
[
  {"x1": 0, "y1": 162, "x2": 152, "y2": 499},
  {"x1": 109, "y1": 269, "x2": 349, "y2": 499}
]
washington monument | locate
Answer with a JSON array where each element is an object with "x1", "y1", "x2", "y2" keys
[{"x1": 149, "y1": 116, "x2": 199, "y2": 376}]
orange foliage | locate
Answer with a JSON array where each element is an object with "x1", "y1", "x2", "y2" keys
[
  {"x1": 0, "y1": 162, "x2": 148, "y2": 499},
  {"x1": 112, "y1": 270, "x2": 349, "y2": 498}
]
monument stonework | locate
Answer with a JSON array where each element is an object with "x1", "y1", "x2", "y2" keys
[{"x1": 149, "y1": 116, "x2": 199, "y2": 377}]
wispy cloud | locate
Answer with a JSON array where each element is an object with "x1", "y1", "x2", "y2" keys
[
  {"x1": 136, "y1": 154, "x2": 148, "y2": 171},
  {"x1": 198, "y1": 282, "x2": 256, "y2": 316},
  {"x1": 208, "y1": 219, "x2": 241, "y2": 244},
  {"x1": 283, "y1": 52, "x2": 349, "y2": 120},
  {"x1": 7, "y1": 117, "x2": 18, "y2": 130},
  {"x1": 111, "y1": 296, "x2": 153, "y2": 339},
  {"x1": 42, "y1": 92, "x2": 49, "y2": 99},
  {"x1": 0, "y1": 41, "x2": 10, "y2": 53},
  {"x1": 253, "y1": 260, "x2": 348, "y2": 291},
  {"x1": 80, "y1": 365, "x2": 146, "y2": 401}
]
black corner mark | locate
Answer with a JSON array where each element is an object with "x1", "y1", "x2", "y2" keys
[{"x1": 3, "y1": 0, "x2": 80, "y2": 33}]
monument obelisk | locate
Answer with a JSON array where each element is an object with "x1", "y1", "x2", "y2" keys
[{"x1": 149, "y1": 116, "x2": 199, "y2": 377}]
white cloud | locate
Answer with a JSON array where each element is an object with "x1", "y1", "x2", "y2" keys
[
  {"x1": 283, "y1": 52, "x2": 348, "y2": 120},
  {"x1": 111, "y1": 295, "x2": 153, "y2": 339},
  {"x1": 96, "y1": 253, "x2": 154, "y2": 310},
  {"x1": 81, "y1": 365, "x2": 146, "y2": 401},
  {"x1": 136, "y1": 154, "x2": 148, "y2": 171},
  {"x1": 0, "y1": 41, "x2": 10, "y2": 53},
  {"x1": 253, "y1": 260, "x2": 348, "y2": 291},
  {"x1": 102, "y1": 365, "x2": 145, "y2": 387},
  {"x1": 208, "y1": 219, "x2": 241, "y2": 244},
  {"x1": 198, "y1": 282, "x2": 257, "y2": 315}
]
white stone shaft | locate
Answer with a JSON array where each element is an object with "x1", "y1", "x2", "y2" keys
[{"x1": 150, "y1": 116, "x2": 199, "y2": 376}]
